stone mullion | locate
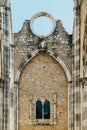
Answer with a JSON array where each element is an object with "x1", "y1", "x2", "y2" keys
[{"x1": 42, "y1": 101, "x2": 44, "y2": 119}]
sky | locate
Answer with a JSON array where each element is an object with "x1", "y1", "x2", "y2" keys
[{"x1": 10, "y1": 0, "x2": 74, "y2": 34}]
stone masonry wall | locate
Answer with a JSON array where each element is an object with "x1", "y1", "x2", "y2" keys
[
  {"x1": 19, "y1": 54, "x2": 68, "y2": 130},
  {"x1": 14, "y1": 20, "x2": 72, "y2": 76},
  {"x1": 14, "y1": 18, "x2": 72, "y2": 130}
]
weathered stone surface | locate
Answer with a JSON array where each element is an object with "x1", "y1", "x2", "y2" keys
[
  {"x1": 1, "y1": 0, "x2": 87, "y2": 130},
  {"x1": 13, "y1": 12, "x2": 72, "y2": 130},
  {"x1": 14, "y1": 19, "x2": 72, "y2": 77},
  {"x1": 18, "y1": 54, "x2": 68, "y2": 130}
]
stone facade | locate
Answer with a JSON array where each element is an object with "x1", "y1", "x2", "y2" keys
[
  {"x1": 14, "y1": 13, "x2": 72, "y2": 130},
  {"x1": 80, "y1": 0, "x2": 87, "y2": 130},
  {"x1": 19, "y1": 54, "x2": 68, "y2": 130},
  {"x1": 0, "y1": 0, "x2": 87, "y2": 130}
]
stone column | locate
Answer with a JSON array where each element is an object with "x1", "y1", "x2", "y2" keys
[
  {"x1": 9, "y1": 43, "x2": 14, "y2": 130},
  {"x1": 73, "y1": 1, "x2": 81, "y2": 129},
  {"x1": 0, "y1": 80, "x2": 3, "y2": 130},
  {"x1": 82, "y1": 79, "x2": 87, "y2": 130},
  {"x1": 68, "y1": 81, "x2": 74, "y2": 130}
]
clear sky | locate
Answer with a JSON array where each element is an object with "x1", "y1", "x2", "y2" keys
[{"x1": 10, "y1": 0, "x2": 74, "y2": 34}]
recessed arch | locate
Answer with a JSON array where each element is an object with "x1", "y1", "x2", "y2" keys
[
  {"x1": 15, "y1": 49, "x2": 71, "y2": 130},
  {"x1": 15, "y1": 49, "x2": 72, "y2": 84}
]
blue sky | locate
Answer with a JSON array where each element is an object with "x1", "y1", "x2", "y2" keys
[{"x1": 11, "y1": 0, "x2": 74, "y2": 34}]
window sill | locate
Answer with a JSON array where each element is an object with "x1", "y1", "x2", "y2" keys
[{"x1": 35, "y1": 119, "x2": 50, "y2": 125}]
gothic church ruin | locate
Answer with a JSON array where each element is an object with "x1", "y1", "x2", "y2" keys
[{"x1": 0, "y1": 0, "x2": 87, "y2": 130}]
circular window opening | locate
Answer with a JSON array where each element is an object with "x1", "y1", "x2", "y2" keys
[{"x1": 32, "y1": 16, "x2": 53, "y2": 37}]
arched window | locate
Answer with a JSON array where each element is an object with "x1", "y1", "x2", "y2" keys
[
  {"x1": 44, "y1": 100, "x2": 50, "y2": 119},
  {"x1": 36, "y1": 100, "x2": 42, "y2": 119},
  {"x1": 36, "y1": 100, "x2": 50, "y2": 120}
]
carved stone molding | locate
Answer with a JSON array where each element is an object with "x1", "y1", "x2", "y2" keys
[{"x1": 30, "y1": 11, "x2": 56, "y2": 37}]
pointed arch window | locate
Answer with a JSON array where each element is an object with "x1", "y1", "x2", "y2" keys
[
  {"x1": 36, "y1": 100, "x2": 42, "y2": 119},
  {"x1": 44, "y1": 100, "x2": 50, "y2": 119},
  {"x1": 36, "y1": 100, "x2": 50, "y2": 119}
]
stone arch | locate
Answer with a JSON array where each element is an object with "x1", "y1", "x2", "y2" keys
[
  {"x1": 15, "y1": 49, "x2": 72, "y2": 84},
  {"x1": 15, "y1": 49, "x2": 72, "y2": 130}
]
